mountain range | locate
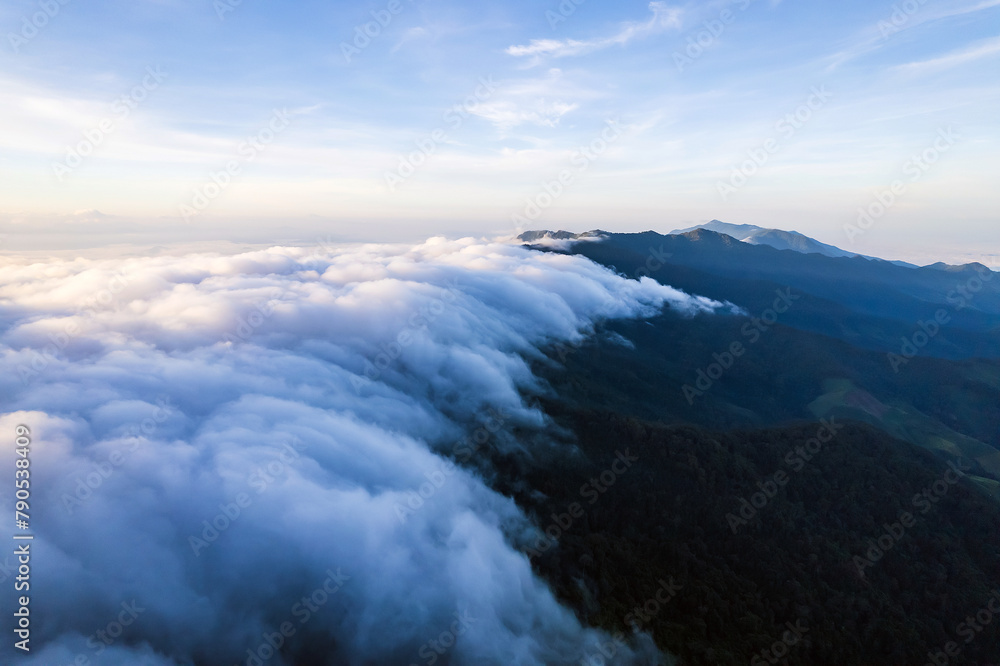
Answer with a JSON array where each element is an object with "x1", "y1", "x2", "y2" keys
[
  {"x1": 499, "y1": 226, "x2": 1000, "y2": 665},
  {"x1": 669, "y1": 220, "x2": 918, "y2": 268}
]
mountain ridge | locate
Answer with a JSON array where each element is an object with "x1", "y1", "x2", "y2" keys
[{"x1": 518, "y1": 223, "x2": 959, "y2": 269}]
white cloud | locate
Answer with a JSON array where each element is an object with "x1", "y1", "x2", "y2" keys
[
  {"x1": 0, "y1": 238, "x2": 728, "y2": 664},
  {"x1": 893, "y1": 35, "x2": 1000, "y2": 74},
  {"x1": 469, "y1": 99, "x2": 579, "y2": 130},
  {"x1": 506, "y1": 2, "x2": 683, "y2": 62},
  {"x1": 825, "y1": 0, "x2": 1000, "y2": 71},
  {"x1": 469, "y1": 68, "x2": 599, "y2": 133},
  {"x1": 465, "y1": 69, "x2": 591, "y2": 131}
]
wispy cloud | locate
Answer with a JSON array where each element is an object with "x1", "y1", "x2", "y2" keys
[
  {"x1": 390, "y1": 27, "x2": 430, "y2": 54},
  {"x1": 469, "y1": 100, "x2": 579, "y2": 131},
  {"x1": 506, "y1": 2, "x2": 683, "y2": 62},
  {"x1": 825, "y1": 0, "x2": 1000, "y2": 71},
  {"x1": 466, "y1": 69, "x2": 593, "y2": 132},
  {"x1": 932, "y1": 0, "x2": 1000, "y2": 21},
  {"x1": 893, "y1": 35, "x2": 1000, "y2": 75}
]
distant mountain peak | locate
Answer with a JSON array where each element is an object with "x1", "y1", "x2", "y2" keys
[
  {"x1": 671, "y1": 220, "x2": 859, "y2": 260},
  {"x1": 926, "y1": 261, "x2": 993, "y2": 273},
  {"x1": 517, "y1": 229, "x2": 608, "y2": 242}
]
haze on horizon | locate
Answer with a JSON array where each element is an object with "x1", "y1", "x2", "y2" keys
[{"x1": 1, "y1": 0, "x2": 998, "y2": 263}]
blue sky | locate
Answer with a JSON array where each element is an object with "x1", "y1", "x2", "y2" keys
[{"x1": 1, "y1": 0, "x2": 998, "y2": 262}]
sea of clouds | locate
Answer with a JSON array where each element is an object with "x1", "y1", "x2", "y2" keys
[{"x1": 0, "y1": 237, "x2": 732, "y2": 665}]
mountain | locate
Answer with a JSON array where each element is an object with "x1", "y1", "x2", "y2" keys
[
  {"x1": 509, "y1": 406, "x2": 1000, "y2": 666},
  {"x1": 515, "y1": 227, "x2": 1000, "y2": 520},
  {"x1": 668, "y1": 220, "x2": 924, "y2": 269},
  {"x1": 671, "y1": 220, "x2": 859, "y2": 260},
  {"x1": 499, "y1": 230, "x2": 1000, "y2": 664},
  {"x1": 520, "y1": 228, "x2": 1000, "y2": 359}
]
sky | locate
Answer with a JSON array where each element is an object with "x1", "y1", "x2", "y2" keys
[{"x1": 0, "y1": 0, "x2": 998, "y2": 263}]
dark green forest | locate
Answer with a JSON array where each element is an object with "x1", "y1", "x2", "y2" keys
[
  {"x1": 475, "y1": 232, "x2": 1000, "y2": 664},
  {"x1": 490, "y1": 407, "x2": 1000, "y2": 665}
]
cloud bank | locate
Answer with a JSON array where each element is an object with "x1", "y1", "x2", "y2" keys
[{"x1": 0, "y1": 238, "x2": 728, "y2": 665}]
